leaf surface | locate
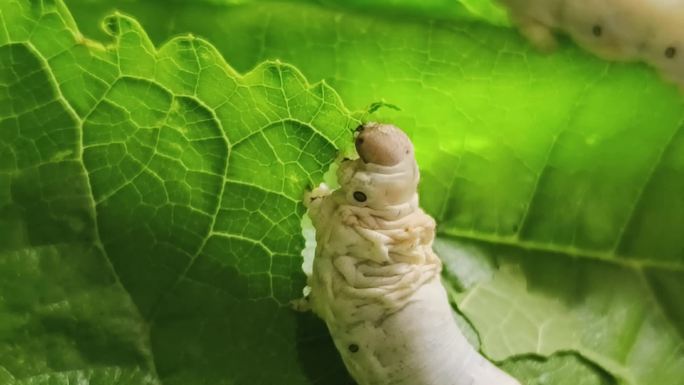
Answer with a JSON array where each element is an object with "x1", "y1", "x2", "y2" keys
[
  {"x1": 0, "y1": 1, "x2": 355, "y2": 384},
  {"x1": 4, "y1": 0, "x2": 684, "y2": 384},
  {"x1": 67, "y1": 0, "x2": 684, "y2": 268},
  {"x1": 63, "y1": 1, "x2": 684, "y2": 383}
]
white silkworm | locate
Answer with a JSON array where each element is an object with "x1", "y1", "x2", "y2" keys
[
  {"x1": 304, "y1": 123, "x2": 520, "y2": 385},
  {"x1": 494, "y1": 0, "x2": 565, "y2": 51},
  {"x1": 562, "y1": 0, "x2": 648, "y2": 60},
  {"x1": 643, "y1": 6, "x2": 684, "y2": 85},
  {"x1": 496, "y1": 0, "x2": 684, "y2": 88}
]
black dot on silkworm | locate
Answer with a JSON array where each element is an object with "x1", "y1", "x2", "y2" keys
[
  {"x1": 355, "y1": 137, "x2": 364, "y2": 146},
  {"x1": 665, "y1": 47, "x2": 677, "y2": 58},
  {"x1": 353, "y1": 191, "x2": 367, "y2": 202},
  {"x1": 592, "y1": 25, "x2": 602, "y2": 37},
  {"x1": 348, "y1": 344, "x2": 359, "y2": 353}
]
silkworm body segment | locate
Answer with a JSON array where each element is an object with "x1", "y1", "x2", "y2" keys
[
  {"x1": 305, "y1": 123, "x2": 520, "y2": 385},
  {"x1": 497, "y1": 0, "x2": 684, "y2": 87}
]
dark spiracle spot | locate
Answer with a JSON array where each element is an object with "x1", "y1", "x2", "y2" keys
[
  {"x1": 348, "y1": 344, "x2": 359, "y2": 353},
  {"x1": 592, "y1": 25, "x2": 602, "y2": 37},
  {"x1": 353, "y1": 191, "x2": 367, "y2": 202},
  {"x1": 355, "y1": 137, "x2": 364, "y2": 146},
  {"x1": 665, "y1": 46, "x2": 677, "y2": 59}
]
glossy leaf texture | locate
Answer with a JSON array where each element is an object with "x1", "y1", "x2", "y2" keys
[
  {"x1": 68, "y1": 0, "x2": 684, "y2": 268},
  {"x1": 64, "y1": 1, "x2": 684, "y2": 384},
  {"x1": 4, "y1": 0, "x2": 684, "y2": 384},
  {"x1": 0, "y1": 1, "x2": 356, "y2": 384}
]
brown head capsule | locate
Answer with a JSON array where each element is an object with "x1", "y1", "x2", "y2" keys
[{"x1": 355, "y1": 123, "x2": 414, "y2": 166}]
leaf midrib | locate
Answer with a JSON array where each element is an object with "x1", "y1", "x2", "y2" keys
[{"x1": 441, "y1": 228, "x2": 684, "y2": 272}]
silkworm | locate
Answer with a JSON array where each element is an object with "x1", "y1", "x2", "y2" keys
[
  {"x1": 494, "y1": 0, "x2": 565, "y2": 51},
  {"x1": 304, "y1": 123, "x2": 520, "y2": 385},
  {"x1": 562, "y1": 0, "x2": 649, "y2": 60},
  {"x1": 496, "y1": 0, "x2": 684, "y2": 88},
  {"x1": 642, "y1": 8, "x2": 684, "y2": 86}
]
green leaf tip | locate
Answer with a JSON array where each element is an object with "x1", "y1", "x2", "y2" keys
[{"x1": 367, "y1": 100, "x2": 402, "y2": 115}]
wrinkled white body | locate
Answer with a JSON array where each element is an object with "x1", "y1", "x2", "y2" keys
[
  {"x1": 497, "y1": 0, "x2": 684, "y2": 87},
  {"x1": 305, "y1": 158, "x2": 519, "y2": 385}
]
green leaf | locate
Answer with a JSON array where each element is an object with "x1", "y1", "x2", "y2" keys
[
  {"x1": 6, "y1": 0, "x2": 684, "y2": 384},
  {"x1": 64, "y1": 0, "x2": 684, "y2": 268},
  {"x1": 501, "y1": 353, "x2": 617, "y2": 385},
  {"x1": 437, "y1": 238, "x2": 684, "y2": 385},
  {"x1": 62, "y1": 1, "x2": 684, "y2": 384},
  {"x1": 1, "y1": 0, "x2": 355, "y2": 384},
  {"x1": 301, "y1": 0, "x2": 510, "y2": 25}
]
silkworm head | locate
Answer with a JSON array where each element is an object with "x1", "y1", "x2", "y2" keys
[
  {"x1": 338, "y1": 123, "x2": 419, "y2": 209},
  {"x1": 355, "y1": 122, "x2": 414, "y2": 166}
]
